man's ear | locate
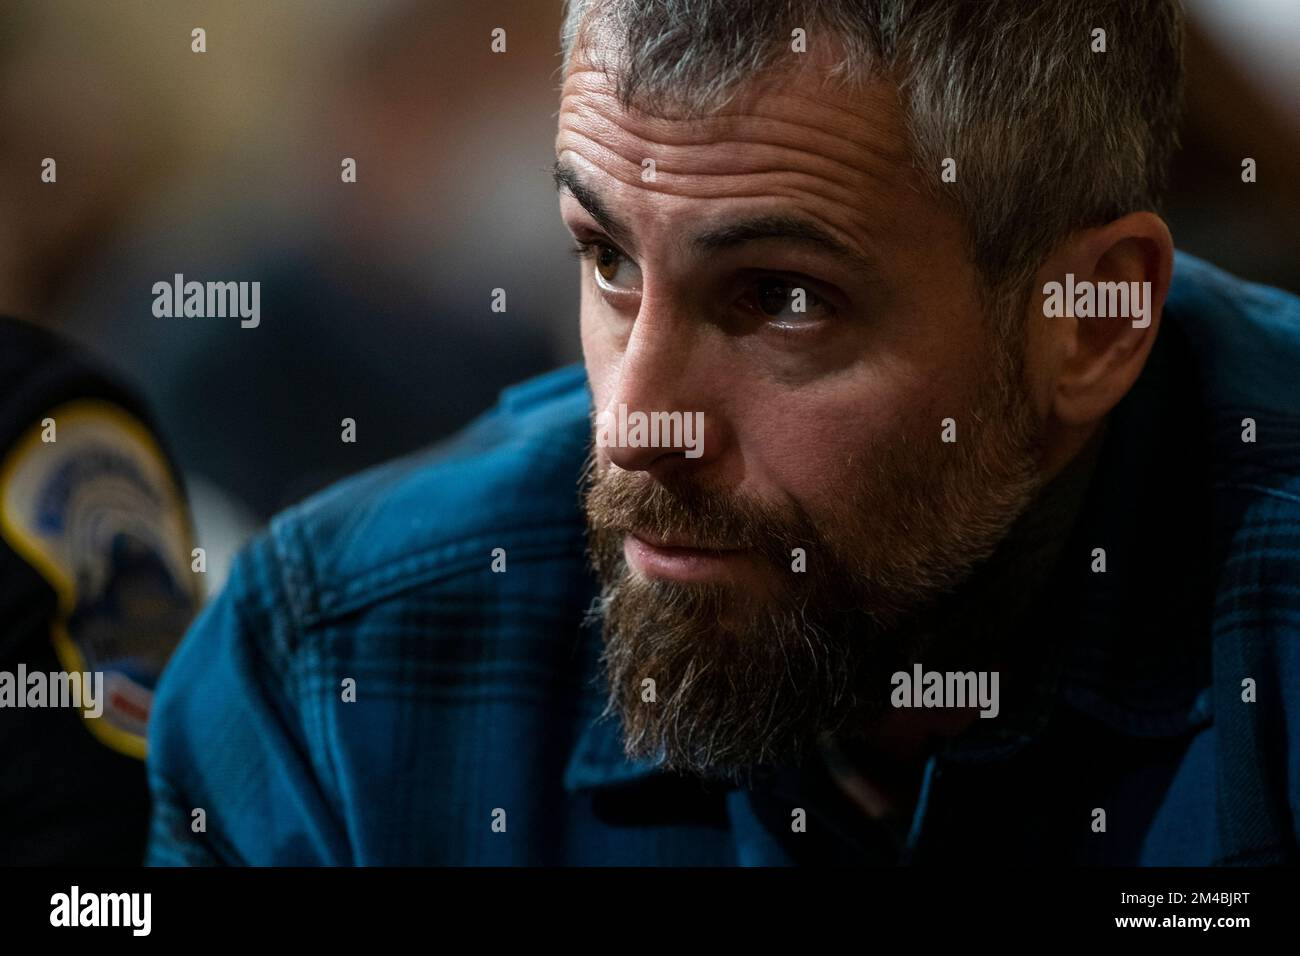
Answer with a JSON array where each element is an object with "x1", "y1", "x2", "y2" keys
[{"x1": 1035, "y1": 211, "x2": 1174, "y2": 428}]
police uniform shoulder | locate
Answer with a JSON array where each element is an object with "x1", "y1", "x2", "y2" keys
[{"x1": 0, "y1": 315, "x2": 198, "y2": 759}]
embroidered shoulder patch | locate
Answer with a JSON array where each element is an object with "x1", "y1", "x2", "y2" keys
[{"x1": 0, "y1": 399, "x2": 198, "y2": 758}]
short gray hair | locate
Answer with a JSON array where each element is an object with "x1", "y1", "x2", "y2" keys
[{"x1": 561, "y1": 0, "x2": 1184, "y2": 302}]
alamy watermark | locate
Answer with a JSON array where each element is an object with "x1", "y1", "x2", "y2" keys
[
  {"x1": 152, "y1": 273, "x2": 261, "y2": 328},
  {"x1": 1042, "y1": 273, "x2": 1152, "y2": 328},
  {"x1": 890, "y1": 664, "x2": 1000, "y2": 719},
  {"x1": 0, "y1": 665, "x2": 103, "y2": 718},
  {"x1": 50, "y1": 886, "x2": 151, "y2": 936},
  {"x1": 595, "y1": 403, "x2": 704, "y2": 458}
]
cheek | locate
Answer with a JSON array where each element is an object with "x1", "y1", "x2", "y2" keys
[{"x1": 731, "y1": 378, "x2": 917, "y2": 508}]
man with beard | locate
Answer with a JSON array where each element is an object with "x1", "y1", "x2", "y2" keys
[{"x1": 147, "y1": 0, "x2": 1300, "y2": 865}]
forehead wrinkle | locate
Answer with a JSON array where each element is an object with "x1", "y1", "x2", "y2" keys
[
  {"x1": 556, "y1": 67, "x2": 924, "y2": 266},
  {"x1": 559, "y1": 132, "x2": 895, "y2": 212},
  {"x1": 559, "y1": 113, "x2": 901, "y2": 199},
  {"x1": 559, "y1": 89, "x2": 904, "y2": 183},
  {"x1": 557, "y1": 88, "x2": 911, "y2": 221},
  {"x1": 559, "y1": 158, "x2": 888, "y2": 268},
  {"x1": 557, "y1": 109, "x2": 903, "y2": 211},
  {"x1": 560, "y1": 65, "x2": 910, "y2": 161},
  {"x1": 557, "y1": 133, "x2": 897, "y2": 259}
]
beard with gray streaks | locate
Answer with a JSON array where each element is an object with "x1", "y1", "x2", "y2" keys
[{"x1": 583, "y1": 331, "x2": 1045, "y2": 782}]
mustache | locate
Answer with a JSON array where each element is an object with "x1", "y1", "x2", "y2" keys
[{"x1": 582, "y1": 458, "x2": 819, "y2": 566}]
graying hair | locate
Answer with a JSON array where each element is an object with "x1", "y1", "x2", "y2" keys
[{"x1": 560, "y1": 0, "x2": 1184, "y2": 303}]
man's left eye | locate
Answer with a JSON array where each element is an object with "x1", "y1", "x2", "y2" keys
[{"x1": 748, "y1": 277, "x2": 827, "y2": 323}]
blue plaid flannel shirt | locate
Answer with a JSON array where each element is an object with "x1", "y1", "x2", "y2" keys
[{"x1": 146, "y1": 253, "x2": 1300, "y2": 865}]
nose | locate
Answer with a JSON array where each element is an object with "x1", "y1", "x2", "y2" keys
[{"x1": 597, "y1": 300, "x2": 722, "y2": 478}]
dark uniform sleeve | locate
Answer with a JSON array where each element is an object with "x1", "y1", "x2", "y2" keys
[{"x1": 0, "y1": 315, "x2": 199, "y2": 864}]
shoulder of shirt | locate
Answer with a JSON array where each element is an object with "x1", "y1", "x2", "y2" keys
[
  {"x1": 1166, "y1": 252, "x2": 1300, "y2": 497},
  {"x1": 1165, "y1": 252, "x2": 1300, "y2": 418},
  {"x1": 1157, "y1": 257, "x2": 1300, "y2": 749},
  {"x1": 228, "y1": 364, "x2": 593, "y2": 634}
]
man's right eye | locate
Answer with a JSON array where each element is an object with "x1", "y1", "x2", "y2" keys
[{"x1": 571, "y1": 240, "x2": 641, "y2": 292}]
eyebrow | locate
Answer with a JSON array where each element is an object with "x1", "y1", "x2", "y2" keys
[
  {"x1": 553, "y1": 159, "x2": 875, "y2": 275},
  {"x1": 553, "y1": 160, "x2": 636, "y2": 251},
  {"x1": 691, "y1": 215, "x2": 874, "y2": 273}
]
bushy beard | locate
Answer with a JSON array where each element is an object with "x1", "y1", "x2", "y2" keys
[{"x1": 584, "y1": 332, "x2": 1045, "y2": 783}]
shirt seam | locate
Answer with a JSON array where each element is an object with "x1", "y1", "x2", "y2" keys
[{"x1": 272, "y1": 519, "x2": 587, "y2": 629}]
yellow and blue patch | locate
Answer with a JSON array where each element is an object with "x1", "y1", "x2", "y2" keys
[{"x1": 0, "y1": 399, "x2": 198, "y2": 759}]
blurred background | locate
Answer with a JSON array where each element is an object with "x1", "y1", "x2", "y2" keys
[{"x1": 1, "y1": 0, "x2": 1297, "y2": 595}]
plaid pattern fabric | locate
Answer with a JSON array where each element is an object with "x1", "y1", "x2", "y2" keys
[{"x1": 146, "y1": 253, "x2": 1300, "y2": 865}]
